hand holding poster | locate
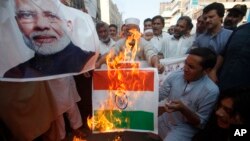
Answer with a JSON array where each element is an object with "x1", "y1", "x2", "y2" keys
[{"x1": 0, "y1": 0, "x2": 99, "y2": 81}]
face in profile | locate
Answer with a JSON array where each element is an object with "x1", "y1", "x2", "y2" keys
[
  {"x1": 223, "y1": 12, "x2": 242, "y2": 29},
  {"x1": 15, "y1": 0, "x2": 71, "y2": 55},
  {"x1": 183, "y1": 55, "x2": 205, "y2": 82},
  {"x1": 196, "y1": 16, "x2": 206, "y2": 34}
]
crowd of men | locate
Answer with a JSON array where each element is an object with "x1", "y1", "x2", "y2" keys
[{"x1": 1, "y1": 1, "x2": 250, "y2": 141}]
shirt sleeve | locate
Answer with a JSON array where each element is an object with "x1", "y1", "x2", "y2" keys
[
  {"x1": 140, "y1": 38, "x2": 158, "y2": 65},
  {"x1": 195, "y1": 85, "x2": 219, "y2": 128},
  {"x1": 159, "y1": 72, "x2": 175, "y2": 101}
]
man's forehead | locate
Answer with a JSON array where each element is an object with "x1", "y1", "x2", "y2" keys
[
  {"x1": 15, "y1": 0, "x2": 58, "y2": 12},
  {"x1": 126, "y1": 24, "x2": 138, "y2": 28}
]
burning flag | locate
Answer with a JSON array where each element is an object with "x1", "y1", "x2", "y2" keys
[
  {"x1": 88, "y1": 27, "x2": 158, "y2": 134},
  {"x1": 90, "y1": 68, "x2": 159, "y2": 134}
]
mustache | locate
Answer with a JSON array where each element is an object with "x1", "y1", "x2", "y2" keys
[{"x1": 29, "y1": 31, "x2": 59, "y2": 40}]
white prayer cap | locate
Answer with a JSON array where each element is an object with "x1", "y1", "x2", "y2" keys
[
  {"x1": 144, "y1": 28, "x2": 153, "y2": 34},
  {"x1": 125, "y1": 18, "x2": 140, "y2": 26}
]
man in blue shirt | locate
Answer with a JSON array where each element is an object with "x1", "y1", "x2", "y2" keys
[
  {"x1": 158, "y1": 47, "x2": 219, "y2": 141},
  {"x1": 193, "y1": 2, "x2": 232, "y2": 55},
  {"x1": 192, "y1": 2, "x2": 232, "y2": 83}
]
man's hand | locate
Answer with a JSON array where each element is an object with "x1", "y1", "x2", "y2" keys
[
  {"x1": 95, "y1": 61, "x2": 102, "y2": 69},
  {"x1": 151, "y1": 55, "x2": 165, "y2": 74},
  {"x1": 157, "y1": 64, "x2": 165, "y2": 74},
  {"x1": 164, "y1": 100, "x2": 185, "y2": 113}
]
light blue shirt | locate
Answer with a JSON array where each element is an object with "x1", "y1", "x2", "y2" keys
[
  {"x1": 193, "y1": 28, "x2": 232, "y2": 54},
  {"x1": 158, "y1": 70, "x2": 219, "y2": 141}
]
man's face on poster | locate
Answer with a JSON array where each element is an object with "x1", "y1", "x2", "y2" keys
[{"x1": 15, "y1": 0, "x2": 70, "y2": 55}]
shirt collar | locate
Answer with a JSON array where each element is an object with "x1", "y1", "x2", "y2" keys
[{"x1": 205, "y1": 27, "x2": 223, "y2": 38}]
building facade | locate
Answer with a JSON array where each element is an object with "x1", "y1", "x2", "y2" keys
[
  {"x1": 160, "y1": 0, "x2": 250, "y2": 32},
  {"x1": 99, "y1": 0, "x2": 123, "y2": 29}
]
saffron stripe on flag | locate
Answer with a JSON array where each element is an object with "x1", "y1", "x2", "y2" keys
[
  {"x1": 93, "y1": 70, "x2": 154, "y2": 91},
  {"x1": 93, "y1": 110, "x2": 154, "y2": 131}
]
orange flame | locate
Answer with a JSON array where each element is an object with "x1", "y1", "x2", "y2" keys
[
  {"x1": 87, "y1": 29, "x2": 146, "y2": 132},
  {"x1": 72, "y1": 136, "x2": 86, "y2": 141}
]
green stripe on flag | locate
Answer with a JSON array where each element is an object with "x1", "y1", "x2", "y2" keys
[{"x1": 93, "y1": 110, "x2": 154, "y2": 131}]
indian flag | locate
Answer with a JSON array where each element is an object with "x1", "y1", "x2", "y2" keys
[{"x1": 91, "y1": 68, "x2": 159, "y2": 134}]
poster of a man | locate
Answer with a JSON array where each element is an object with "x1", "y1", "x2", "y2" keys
[{"x1": 0, "y1": 0, "x2": 99, "y2": 80}]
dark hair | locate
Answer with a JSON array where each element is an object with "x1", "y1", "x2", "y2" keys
[
  {"x1": 96, "y1": 22, "x2": 109, "y2": 31},
  {"x1": 143, "y1": 18, "x2": 152, "y2": 24},
  {"x1": 109, "y1": 24, "x2": 118, "y2": 30},
  {"x1": 178, "y1": 16, "x2": 193, "y2": 30},
  {"x1": 152, "y1": 15, "x2": 165, "y2": 27},
  {"x1": 220, "y1": 86, "x2": 250, "y2": 125},
  {"x1": 203, "y1": 2, "x2": 225, "y2": 18},
  {"x1": 189, "y1": 48, "x2": 217, "y2": 69}
]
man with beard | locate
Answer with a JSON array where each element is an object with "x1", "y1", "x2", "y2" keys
[
  {"x1": 95, "y1": 22, "x2": 116, "y2": 68},
  {"x1": 223, "y1": 4, "x2": 247, "y2": 31},
  {"x1": 4, "y1": 0, "x2": 95, "y2": 78},
  {"x1": 158, "y1": 47, "x2": 219, "y2": 141},
  {"x1": 159, "y1": 16, "x2": 195, "y2": 59},
  {"x1": 96, "y1": 17, "x2": 164, "y2": 73},
  {"x1": 192, "y1": 2, "x2": 232, "y2": 83},
  {"x1": 195, "y1": 15, "x2": 206, "y2": 38}
]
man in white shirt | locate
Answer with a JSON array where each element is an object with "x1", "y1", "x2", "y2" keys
[
  {"x1": 151, "y1": 15, "x2": 170, "y2": 52},
  {"x1": 160, "y1": 16, "x2": 195, "y2": 59},
  {"x1": 96, "y1": 22, "x2": 116, "y2": 56},
  {"x1": 95, "y1": 22, "x2": 116, "y2": 69},
  {"x1": 96, "y1": 18, "x2": 164, "y2": 73}
]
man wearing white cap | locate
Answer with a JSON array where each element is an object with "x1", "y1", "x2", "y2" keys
[
  {"x1": 143, "y1": 28, "x2": 154, "y2": 41},
  {"x1": 120, "y1": 17, "x2": 164, "y2": 72},
  {"x1": 96, "y1": 17, "x2": 164, "y2": 73}
]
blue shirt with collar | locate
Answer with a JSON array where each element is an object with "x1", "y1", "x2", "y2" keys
[
  {"x1": 158, "y1": 70, "x2": 219, "y2": 141},
  {"x1": 193, "y1": 28, "x2": 232, "y2": 54}
]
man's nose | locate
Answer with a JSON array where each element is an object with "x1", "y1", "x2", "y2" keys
[
  {"x1": 215, "y1": 107, "x2": 224, "y2": 117},
  {"x1": 35, "y1": 15, "x2": 50, "y2": 30}
]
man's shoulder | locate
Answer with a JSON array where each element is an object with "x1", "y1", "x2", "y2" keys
[
  {"x1": 65, "y1": 42, "x2": 95, "y2": 56},
  {"x1": 203, "y1": 76, "x2": 220, "y2": 93},
  {"x1": 220, "y1": 28, "x2": 233, "y2": 37},
  {"x1": 3, "y1": 59, "x2": 33, "y2": 78},
  {"x1": 166, "y1": 70, "x2": 183, "y2": 80}
]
